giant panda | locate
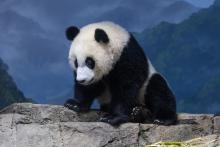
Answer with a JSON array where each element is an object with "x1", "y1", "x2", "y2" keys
[{"x1": 64, "y1": 21, "x2": 176, "y2": 126}]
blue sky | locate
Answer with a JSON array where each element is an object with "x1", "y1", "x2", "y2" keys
[
  {"x1": 185, "y1": 0, "x2": 214, "y2": 7},
  {"x1": 0, "y1": 0, "x2": 215, "y2": 103}
]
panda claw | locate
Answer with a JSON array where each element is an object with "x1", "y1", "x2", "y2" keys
[
  {"x1": 153, "y1": 119, "x2": 164, "y2": 125},
  {"x1": 64, "y1": 103, "x2": 80, "y2": 112},
  {"x1": 132, "y1": 106, "x2": 142, "y2": 117},
  {"x1": 64, "y1": 103, "x2": 73, "y2": 109},
  {"x1": 100, "y1": 117, "x2": 108, "y2": 122}
]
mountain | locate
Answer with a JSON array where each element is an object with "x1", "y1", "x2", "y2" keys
[
  {"x1": 179, "y1": 75, "x2": 220, "y2": 113},
  {"x1": 95, "y1": 0, "x2": 199, "y2": 31},
  {"x1": 0, "y1": 58, "x2": 31, "y2": 109},
  {"x1": 134, "y1": 0, "x2": 220, "y2": 113},
  {"x1": 160, "y1": 1, "x2": 199, "y2": 23}
]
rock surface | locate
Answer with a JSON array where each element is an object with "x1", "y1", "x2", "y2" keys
[{"x1": 0, "y1": 103, "x2": 219, "y2": 147}]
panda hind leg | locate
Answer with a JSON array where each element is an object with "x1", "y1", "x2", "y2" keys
[{"x1": 145, "y1": 73, "x2": 177, "y2": 125}]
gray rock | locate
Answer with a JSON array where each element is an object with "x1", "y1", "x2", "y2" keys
[
  {"x1": 0, "y1": 103, "x2": 219, "y2": 147},
  {"x1": 0, "y1": 103, "x2": 138, "y2": 147},
  {"x1": 185, "y1": 134, "x2": 220, "y2": 146},
  {"x1": 0, "y1": 103, "x2": 100, "y2": 123},
  {"x1": 0, "y1": 114, "x2": 16, "y2": 147},
  {"x1": 59, "y1": 122, "x2": 139, "y2": 147},
  {"x1": 214, "y1": 116, "x2": 220, "y2": 134},
  {"x1": 2, "y1": 122, "x2": 139, "y2": 147},
  {"x1": 139, "y1": 113, "x2": 214, "y2": 145},
  {"x1": 148, "y1": 134, "x2": 220, "y2": 146}
]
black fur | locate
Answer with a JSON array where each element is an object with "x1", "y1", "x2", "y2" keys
[
  {"x1": 65, "y1": 33, "x2": 177, "y2": 126},
  {"x1": 95, "y1": 29, "x2": 109, "y2": 43},
  {"x1": 130, "y1": 106, "x2": 152, "y2": 123},
  {"x1": 145, "y1": 73, "x2": 177, "y2": 124},
  {"x1": 65, "y1": 72, "x2": 105, "y2": 112},
  {"x1": 66, "y1": 26, "x2": 80, "y2": 41},
  {"x1": 99, "y1": 34, "x2": 149, "y2": 125},
  {"x1": 85, "y1": 57, "x2": 95, "y2": 69}
]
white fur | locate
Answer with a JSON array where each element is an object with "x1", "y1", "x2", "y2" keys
[
  {"x1": 148, "y1": 59, "x2": 156, "y2": 76},
  {"x1": 76, "y1": 67, "x2": 94, "y2": 85},
  {"x1": 138, "y1": 59, "x2": 157, "y2": 105},
  {"x1": 68, "y1": 21, "x2": 130, "y2": 83}
]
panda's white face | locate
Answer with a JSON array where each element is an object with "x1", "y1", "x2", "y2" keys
[
  {"x1": 69, "y1": 49, "x2": 98, "y2": 85},
  {"x1": 67, "y1": 22, "x2": 130, "y2": 85},
  {"x1": 69, "y1": 55, "x2": 95, "y2": 85}
]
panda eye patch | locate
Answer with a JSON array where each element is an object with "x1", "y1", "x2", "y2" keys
[
  {"x1": 85, "y1": 57, "x2": 95, "y2": 69},
  {"x1": 74, "y1": 59, "x2": 78, "y2": 68}
]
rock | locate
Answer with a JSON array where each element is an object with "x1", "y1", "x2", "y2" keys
[
  {"x1": 214, "y1": 116, "x2": 220, "y2": 134},
  {"x1": 59, "y1": 122, "x2": 139, "y2": 147},
  {"x1": 184, "y1": 134, "x2": 220, "y2": 146},
  {"x1": 0, "y1": 103, "x2": 138, "y2": 147},
  {"x1": 0, "y1": 103, "x2": 219, "y2": 147},
  {"x1": 139, "y1": 113, "x2": 214, "y2": 145},
  {"x1": 13, "y1": 123, "x2": 139, "y2": 147},
  {"x1": 0, "y1": 103, "x2": 100, "y2": 123},
  {"x1": 148, "y1": 134, "x2": 220, "y2": 146}
]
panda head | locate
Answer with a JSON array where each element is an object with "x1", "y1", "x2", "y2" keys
[{"x1": 66, "y1": 22, "x2": 130, "y2": 85}]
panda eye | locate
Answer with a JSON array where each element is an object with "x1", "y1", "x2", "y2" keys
[
  {"x1": 74, "y1": 59, "x2": 78, "y2": 68},
  {"x1": 85, "y1": 57, "x2": 95, "y2": 69}
]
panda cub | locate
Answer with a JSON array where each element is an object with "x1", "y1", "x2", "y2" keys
[{"x1": 64, "y1": 21, "x2": 176, "y2": 125}]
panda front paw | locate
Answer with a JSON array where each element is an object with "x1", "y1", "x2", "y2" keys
[
  {"x1": 131, "y1": 106, "x2": 152, "y2": 123},
  {"x1": 64, "y1": 99, "x2": 80, "y2": 112},
  {"x1": 64, "y1": 99, "x2": 89, "y2": 112}
]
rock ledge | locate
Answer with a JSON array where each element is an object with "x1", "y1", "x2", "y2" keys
[{"x1": 0, "y1": 103, "x2": 219, "y2": 147}]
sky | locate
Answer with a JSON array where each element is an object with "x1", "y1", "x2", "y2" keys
[
  {"x1": 0, "y1": 0, "x2": 215, "y2": 103},
  {"x1": 185, "y1": 0, "x2": 215, "y2": 7}
]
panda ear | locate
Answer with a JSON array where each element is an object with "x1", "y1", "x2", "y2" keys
[
  {"x1": 95, "y1": 29, "x2": 109, "y2": 44},
  {"x1": 65, "y1": 26, "x2": 80, "y2": 41}
]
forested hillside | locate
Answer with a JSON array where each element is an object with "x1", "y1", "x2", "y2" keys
[
  {"x1": 0, "y1": 58, "x2": 30, "y2": 109},
  {"x1": 134, "y1": 0, "x2": 220, "y2": 113}
]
